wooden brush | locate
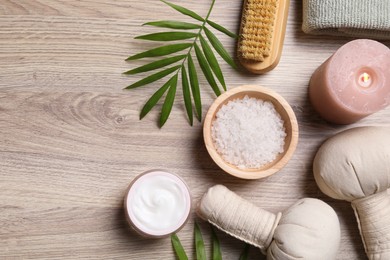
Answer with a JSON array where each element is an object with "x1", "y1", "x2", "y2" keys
[{"x1": 238, "y1": 0, "x2": 290, "y2": 73}]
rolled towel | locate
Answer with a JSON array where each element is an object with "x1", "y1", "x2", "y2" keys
[{"x1": 302, "y1": 0, "x2": 390, "y2": 40}]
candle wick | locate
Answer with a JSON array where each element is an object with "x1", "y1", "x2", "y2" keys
[{"x1": 358, "y1": 72, "x2": 372, "y2": 88}]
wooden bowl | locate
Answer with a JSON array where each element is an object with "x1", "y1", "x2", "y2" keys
[{"x1": 203, "y1": 85, "x2": 299, "y2": 179}]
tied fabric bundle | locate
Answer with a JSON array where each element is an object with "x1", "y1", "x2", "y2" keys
[{"x1": 302, "y1": 0, "x2": 390, "y2": 40}]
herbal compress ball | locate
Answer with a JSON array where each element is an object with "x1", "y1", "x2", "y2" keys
[
  {"x1": 198, "y1": 185, "x2": 340, "y2": 260},
  {"x1": 313, "y1": 126, "x2": 390, "y2": 260}
]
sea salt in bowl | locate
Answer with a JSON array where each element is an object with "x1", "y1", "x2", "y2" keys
[{"x1": 203, "y1": 85, "x2": 299, "y2": 179}]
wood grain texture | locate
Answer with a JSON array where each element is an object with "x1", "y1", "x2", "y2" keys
[{"x1": 1, "y1": 0, "x2": 389, "y2": 259}]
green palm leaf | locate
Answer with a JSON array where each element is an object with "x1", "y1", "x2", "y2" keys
[
  {"x1": 195, "y1": 223, "x2": 207, "y2": 260},
  {"x1": 161, "y1": 0, "x2": 204, "y2": 22},
  {"x1": 160, "y1": 74, "x2": 178, "y2": 127},
  {"x1": 124, "y1": 65, "x2": 180, "y2": 89},
  {"x1": 194, "y1": 43, "x2": 221, "y2": 96},
  {"x1": 135, "y1": 32, "x2": 197, "y2": 41},
  {"x1": 188, "y1": 55, "x2": 202, "y2": 121},
  {"x1": 212, "y1": 228, "x2": 222, "y2": 260},
  {"x1": 199, "y1": 35, "x2": 226, "y2": 91},
  {"x1": 181, "y1": 66, "x2": 193, "y2": 125},
  {"x1": 171, "y1": 234, "x2": 189, "y2": 260},
  {"x1": 126, "y1": 43, "x2": 192, "y2": 61},
  {"x1": 143, "y1": 20, "x2": 201, "y2": 30},
  {"x1": 204, "y1": 27, "x2": 237, "y2": 69},
  {"x1": 124, "y1": 55, "x2": 186, "y2": 75},
  {"x1": 206, "y1": 19, "x2": 237, "y2": 38},
  {"x1": 125, "y1": 0, "x2": 238, "y2": 127},
  {"x1": 140, "y1": 77, "x2": 173, "y2": 119}
]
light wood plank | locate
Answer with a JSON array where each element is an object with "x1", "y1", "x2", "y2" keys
[{"x1": 1, "y1": 0, "x2": 389, "y2": 259}]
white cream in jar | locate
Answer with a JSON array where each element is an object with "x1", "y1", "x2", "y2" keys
[{"x1": 124, "y1": 170, "x2": 191, "y2": 237}]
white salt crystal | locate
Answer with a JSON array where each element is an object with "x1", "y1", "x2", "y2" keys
[{"x1": 211, "y1": 95, "x2": 286, "y2": 169}]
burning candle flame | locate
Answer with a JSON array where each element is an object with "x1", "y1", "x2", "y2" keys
[
  {"x1": 358, "y1": 72, "x2": 372, "y2": 88},
  {"x1": 361, "y1": 73, "x2": 370, "y2": 83}
]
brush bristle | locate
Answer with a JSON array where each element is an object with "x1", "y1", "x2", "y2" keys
[{"x1": 239, "y1": 0, "x2": 278, "y2": 62}]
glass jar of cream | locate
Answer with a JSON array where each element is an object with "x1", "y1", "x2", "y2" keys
[{"x1": 124, "y1": 170, "x2": 191, "y2": 238}]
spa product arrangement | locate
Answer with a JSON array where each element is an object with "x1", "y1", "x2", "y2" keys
[
  {"x1": 238, "y1": 0, "x2": 290, "y2": 73},
  {"x1": 124, "y1": 0, "x2": 237, "y2": 127},
  {"x1": 122, "y1": 0, "x2": 390, "y2": 259}
]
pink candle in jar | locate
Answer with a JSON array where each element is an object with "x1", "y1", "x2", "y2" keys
[{"x1": 309, "y1": 39, "x2": 390, "y2": 124}]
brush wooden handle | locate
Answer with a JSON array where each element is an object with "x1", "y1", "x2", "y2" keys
[{"x1": 238, "y1": 0, "x2": 290, "y2": 73}]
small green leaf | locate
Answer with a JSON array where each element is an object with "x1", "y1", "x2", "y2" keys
[
  {"x1": 126, "y1": 43, "x2": 192, "y2": 61},
  {"x1": 143, "y1": 20, "x2": 201, "y2": 30},
  {"x1": 188, "y1": 55, "x2": 202, "y2": 121},
  {"x1": 206, "y1": 19, "x2": 237, "y2": 38},
  {"x1": 239, "y1": 244, "x2": 250, "y2": 260},
  {"x1": 160, "y1": 74, "x2": 178, "y2": 127},
  {"x1": 204, "y1": 27, "x2": 237, "y2": 69},
  {"x1": 124, "y1": 65, "x2": 180, "y2": 89},
  {"x1": 161, "y1": 0, "x2": 204, "y2": 22},
  {"x1": 212, "y1": 228, "x2": 222, "y2": 260},
  {"x1": 124, "y1": 55, "x2": 186, "y2": 75},
  {"x1": 195, "y1": 222, "x2": 207, "y2": 260},
  {"x1": 140, "y1": 77, "x2": 173, "y2": 119},
  {"x1": 171, "y1": 233, "x2": 189, "y2": 260},
  {"x1": 199, "y1": 35, "x2": 226, "y2": 91},
  {"x1": 194, "y1": 43, "x2": 221, "y2": 96},
  {"x1": 181, "y1": 66, "x2": 193, "y2": 126},
  {"x1": 135, "y1": 32, "x2": 197, "y2": 41}
]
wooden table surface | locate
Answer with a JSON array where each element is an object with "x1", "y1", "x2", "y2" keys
[{"x1": 1, "y1": 1, "x2": 389, "y2": 259}]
